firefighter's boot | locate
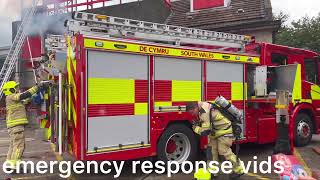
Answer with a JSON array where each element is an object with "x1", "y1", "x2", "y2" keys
[{"x1": 228, "y1": 156, "x2": 244, "y2": 179}]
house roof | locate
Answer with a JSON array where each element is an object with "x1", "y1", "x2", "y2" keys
[
  {"x1": 85, "y1": 0, "x2": 171, "y2": 23},
  {"x1": 166, "y1": 0, "x2": 279, "y2": 31},
  {"x1": 84, "y1": 0, "x2": 280, "y2": 33}
]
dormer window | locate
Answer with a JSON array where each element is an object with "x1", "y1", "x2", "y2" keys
[{"x1": 192, "y1": 0, "x2": 231, "y2": 11}]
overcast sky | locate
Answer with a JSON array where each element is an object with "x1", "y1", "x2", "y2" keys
[{"x1": 0, "y1": 0, "x2": 320, "y2": 47}]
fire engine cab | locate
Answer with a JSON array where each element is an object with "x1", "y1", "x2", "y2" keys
[{"x1": 27, "y1": 12, "x2": 320, "y2": 162}]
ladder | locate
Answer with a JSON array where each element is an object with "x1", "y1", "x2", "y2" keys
[
  {"x1": 67, "y1": 12, "x2": 254, "y2": 50},
  {"x1": 0, "y1": 0, "x2": 39, "y2": 100}
]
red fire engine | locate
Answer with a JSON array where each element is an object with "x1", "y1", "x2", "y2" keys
[
  {"x1": 40, "y1": 12, "x2": 319, "y2": 162},
  {"x1": 8, "y1": 10, "x2": 320, "y2": 162}
]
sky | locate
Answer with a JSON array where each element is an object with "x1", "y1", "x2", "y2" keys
[{"x1": 0, "y1": 0, "x2": 320, "y2": 47}]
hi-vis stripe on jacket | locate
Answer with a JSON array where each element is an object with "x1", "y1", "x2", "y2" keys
[
  {"x1": 194, "y1": 102, "x2": 233, "y2": 139},
  {"x1": 6, "y1": 86, "x2": 38, "y2": 128}
]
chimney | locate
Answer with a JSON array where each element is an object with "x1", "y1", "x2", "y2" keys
[
  {"x1": 190, "y1": 0, "x2": 194, "y2": 12},
  {"x1": 193, "y1": 0, "x2": 231, "y2": 11}
]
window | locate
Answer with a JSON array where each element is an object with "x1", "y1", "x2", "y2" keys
[
  {"x1": 304, "y1": 59, "x2": 318, "y2": 84},
  {"x1": 271, "y1": 53, "x2": 288, "y2": 65}
]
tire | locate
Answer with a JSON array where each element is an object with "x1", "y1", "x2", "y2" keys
[
  {"x1": 294, "y1": 113, "x2": 313, "y2": 147},
  {"x1": 157, "y1": 124, "x2": 198, "y2": 163}
]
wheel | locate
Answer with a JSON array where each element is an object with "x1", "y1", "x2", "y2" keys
[
  {"x1": 157, "y1": 124, "x2": 198, "y2": 163},
  {"x1": 294, "y1": 113, "x2": 313, "y2": 147}
]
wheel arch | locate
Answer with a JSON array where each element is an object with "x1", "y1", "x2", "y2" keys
[
  {"x1": 293, "y1": 103, "x2": 317, "y2": 134},
  {"x1": 155, "y1": 120, "x2": 199, "y2": 162},
  {"x1": 157, "y1": 120, "x2": 195, "y2": 145}
]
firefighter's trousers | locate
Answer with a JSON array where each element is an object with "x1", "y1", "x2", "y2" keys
[
  {"x1": 7, "y1": 125, "x2": 25, "y2": 165},
  {"x1": 207, "y1": 136, "x2": 243, "y2": 175}
]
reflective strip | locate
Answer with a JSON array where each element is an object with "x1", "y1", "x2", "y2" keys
[
  {"x1": 213, "y1": 119, "x2": 230, "y2": 127},
  {"x1": 231, "y1": 82, "x2": 244, "y2": 100},
  {"x1": 44, "y1": 93, "x2": 49, "y2": 100},
  {"x1": 88, "y1": 78, "x2": 135, "y2": 104},
  {"x1": 7, "y1": 118, "x2": 28, "y2": 128},
  {"x1": 6, "y1": 104, "x2": 24, "y2": 110},
  {"x1": 84, "y1": 38, "x2": 260, "y2": 64},
  {"x1": 311, "y1": 85, "x2": 320, "y2": 100},
  {"x1": 155, "y1": 101, "x2": 172, "y2": 107},
  {"x1": 12, "y1": 94, "x2": 21, "y2": 101},
  {"x1": 211, "y1": 128, "x2": 233, "y2": 139},
  {"x1": 28, "y1": 86, "x2": 38, "y2": 94},
  {"x1": 201, "y1": 121, "x2": 211, "y2": 128},
  {"x1": 172, "y1": 80, "x2": 201, "y2": 102},
  {"x1": 134, "y1": 103, "x2": 148, "y2": 115},
  {"x1": 292, "y1": 64, "x2": 302, "y2": 103}
]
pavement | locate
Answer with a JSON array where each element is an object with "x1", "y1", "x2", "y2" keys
[{"x1": 0, "y1": 118, "x2": 319, "y2": 180}]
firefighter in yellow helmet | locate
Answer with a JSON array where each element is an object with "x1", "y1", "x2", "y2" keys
[
  {"x1": 2, "y1": 81, "x2": 50, "y2": 169},
  {"x1": 187, "y1": 102, "x2": 244, "y2": 180}
]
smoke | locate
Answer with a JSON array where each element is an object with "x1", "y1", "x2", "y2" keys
[
  {"x1": 0, "y1": 0, "x2": 69, "y2": 36},
  {"x1": 25, "y1": 12, "x2": 70, "y2": 36},
  {"x1": 0, "y1": 0, "x2": 22, "y2": 21}
]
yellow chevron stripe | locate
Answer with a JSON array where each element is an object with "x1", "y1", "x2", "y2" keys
[
  {"x1": 72, "y1": 104, "x2": 77, "y2": 126},
  {"x1": 292, "y1": 64, "x2": 302, "y2": 104},
  {"x1": 67, "y1": 41, "x2": 77, "y2": 126},
  {"x1": 311, "y1": 85, "x2": 320, "y2": 100}
]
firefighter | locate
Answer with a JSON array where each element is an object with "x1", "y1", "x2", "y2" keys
[
  {"x1": 186, "y1": 101, "x2": 244, "y2": 179},
  {"x1": 2, "y1": 81, "x2": 50, "y2": 170}
]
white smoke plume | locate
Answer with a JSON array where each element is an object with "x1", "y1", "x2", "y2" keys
[
  {"x1": 0, "y1": 0, "x2": 22, "y2": 21},
  {"x1": 26, "y1": 12, "x2": 70, "y2": 36}
]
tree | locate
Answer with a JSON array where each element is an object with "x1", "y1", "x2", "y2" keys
[{"x1": 275, "y1": 13, "x2": 320, "y2": 53}]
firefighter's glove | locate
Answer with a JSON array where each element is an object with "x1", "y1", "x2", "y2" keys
[
  {"x1": 192, "y1": 125, "x2": 197, "y2": 130},
  {"x1": 193, "y1": 126, "x2": 201, "y2": 135}
]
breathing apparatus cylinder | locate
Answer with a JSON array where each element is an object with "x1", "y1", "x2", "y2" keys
[{"x1": 214, "y1": 95, "x2": 243, "y2": 124}]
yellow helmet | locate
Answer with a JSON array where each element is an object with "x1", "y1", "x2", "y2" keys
[{"x1": 2, "y1": 81, "x2": 19, "y2": 96}]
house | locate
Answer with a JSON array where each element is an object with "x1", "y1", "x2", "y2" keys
[
  {"x1": 166, "y1": 0, "x2": 281, "y2": 43},
  {"x1": 87, "y1": 0, "x2": 281, "y2": 43}
]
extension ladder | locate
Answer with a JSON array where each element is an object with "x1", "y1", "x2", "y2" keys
[
  {"x1": 67, "y1": 12, "x2": 253, "y2": 50},
  {"x1": 0, "y1": 0, "x2": 39, "y2": 99}
]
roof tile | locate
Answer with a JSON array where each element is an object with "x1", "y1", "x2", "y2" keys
[{"x1": 166, "y1": 0, "x2": 273, "y2": 29}]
